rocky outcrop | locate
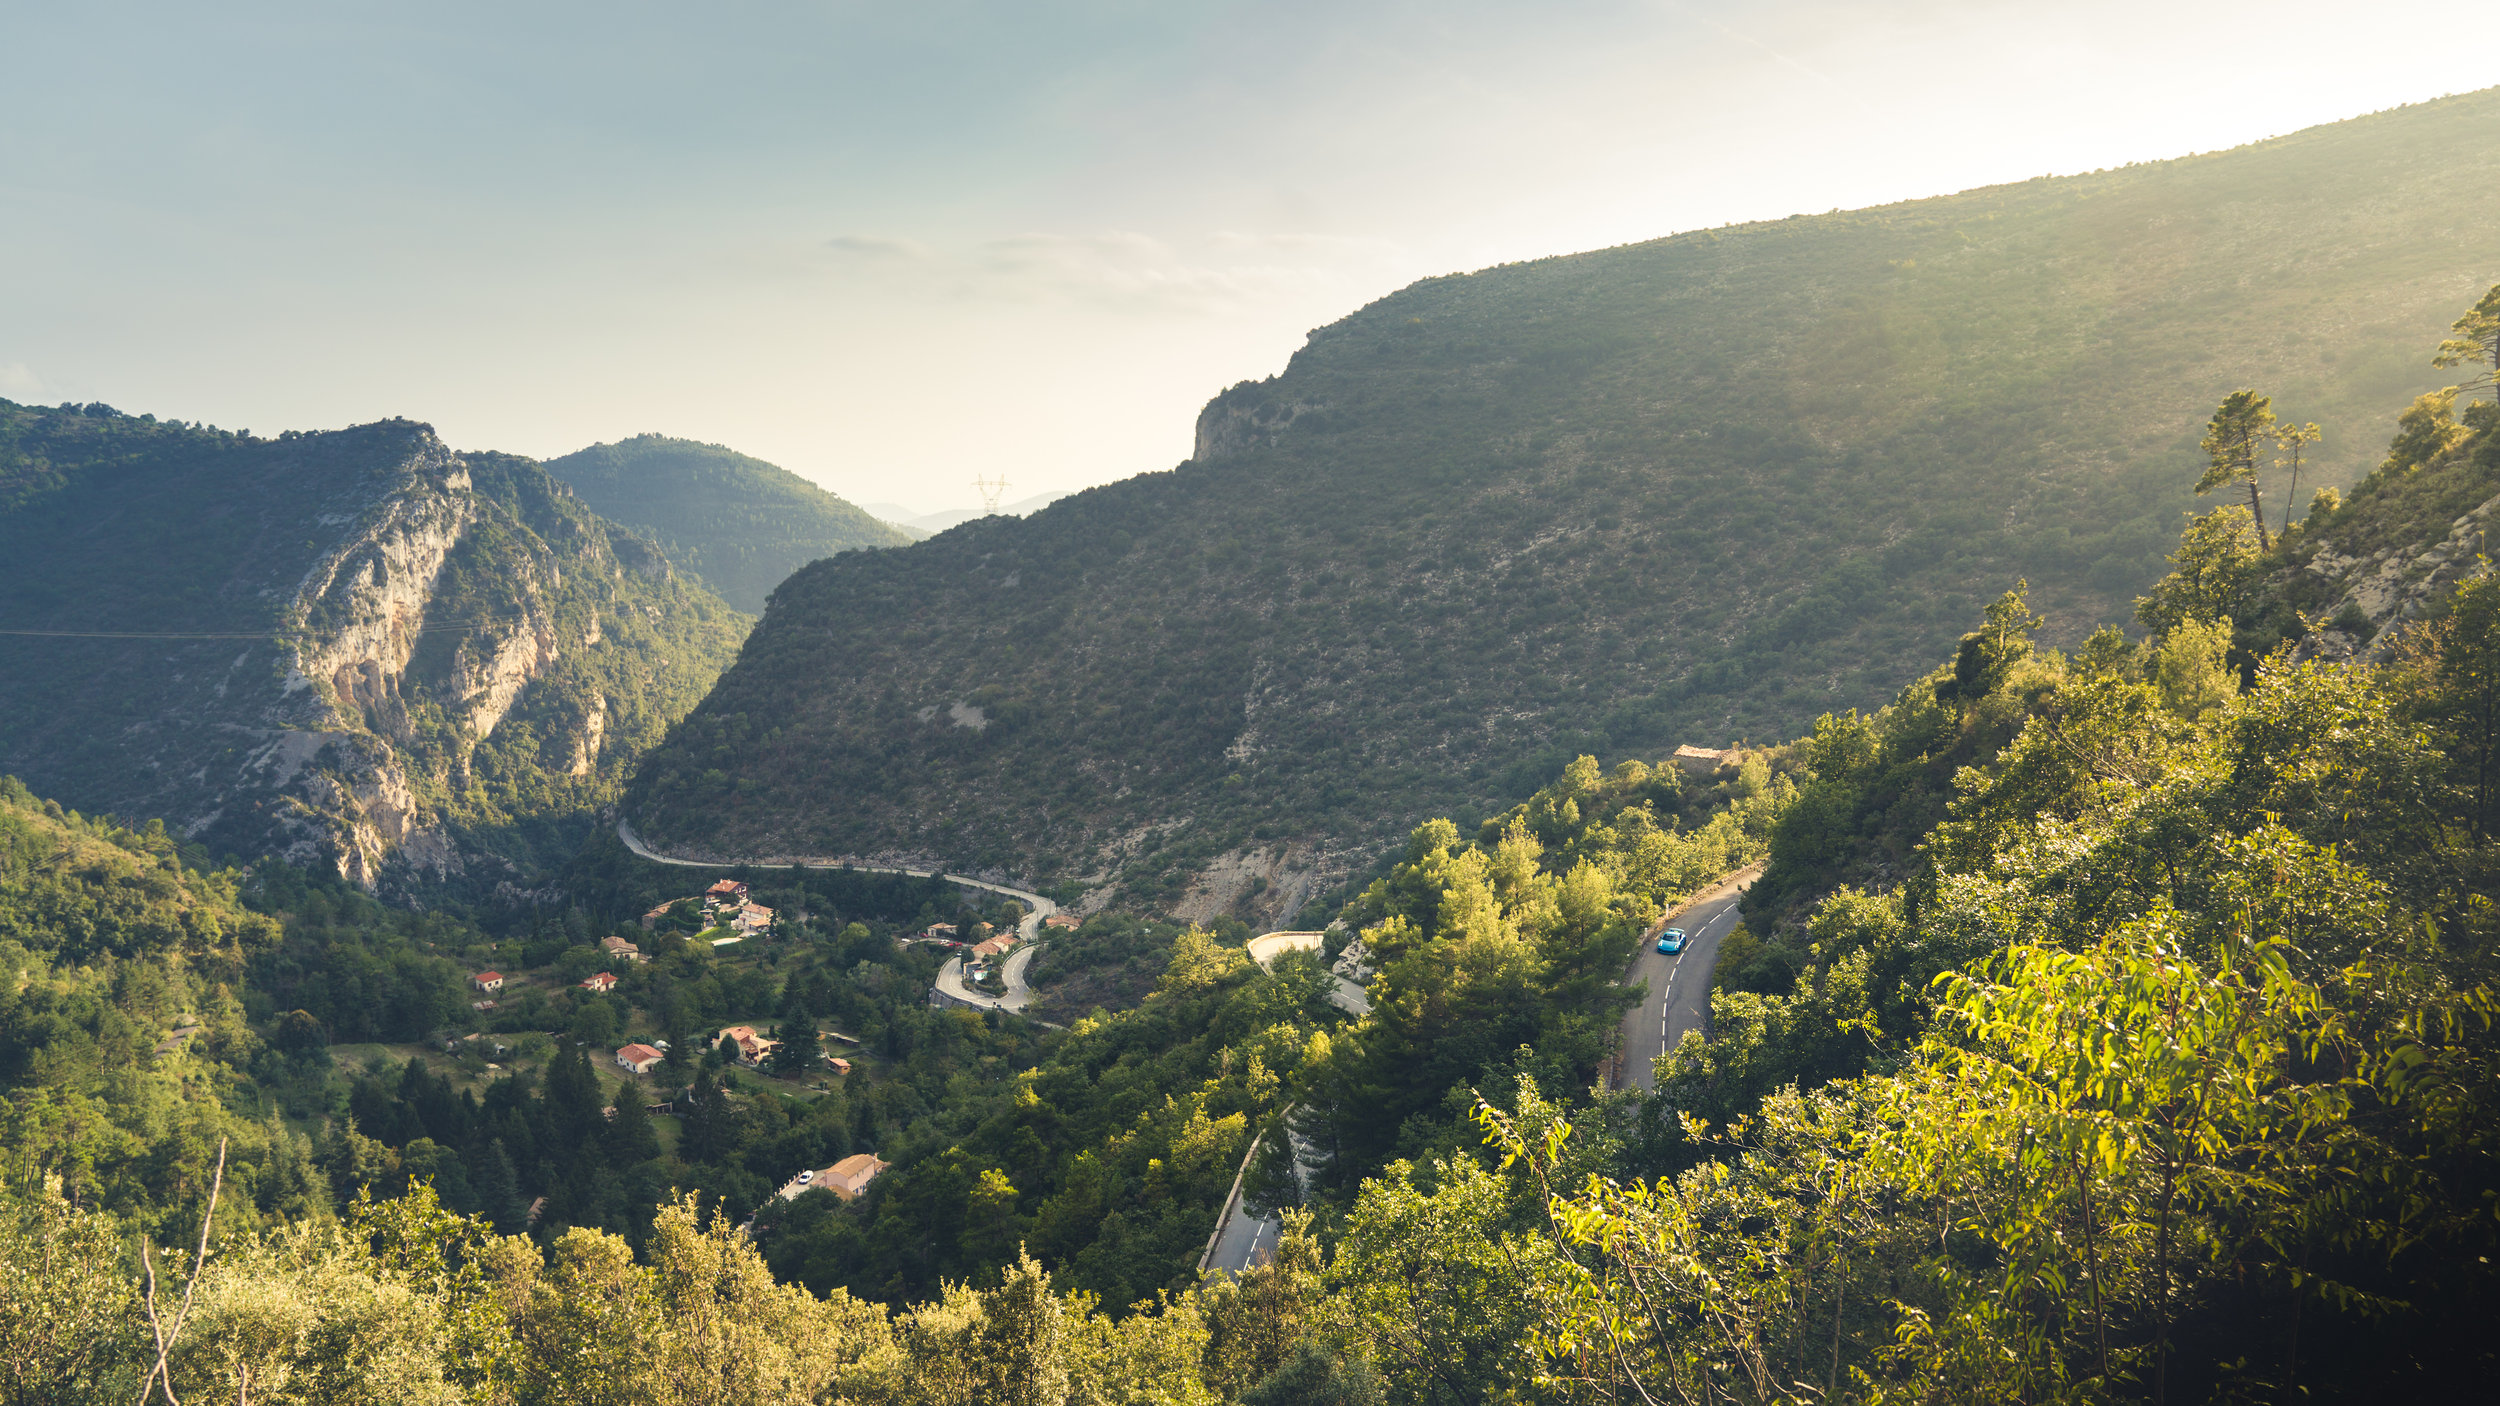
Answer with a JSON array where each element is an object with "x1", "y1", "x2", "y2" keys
[
  {"x1": 0, "y1": 406, "x2": 751, "y2": 894},
  {"x1": 1191, "y1": 379, "x2": 1325, "y2": 463},
  {"x1": 2295, "y1": 489, "x2": 2498, "y2": 662},
  {"x1": 1169, "y1": 843, "x2": 1326, "y2": 929}
]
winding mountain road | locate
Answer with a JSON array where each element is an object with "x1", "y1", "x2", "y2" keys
[
  {"x1": 617, "y1": 819, "x2": 1058, "y2": 1018},
  {"x1": 1245, "y1": 930, "x2": 1369, "y2": 1015},
  {"x1": 1613, "y1": 865, "x2": 1760, "y2": 1093}
]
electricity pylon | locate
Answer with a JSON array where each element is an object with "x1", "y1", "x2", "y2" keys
[{"x1": 972, "y1": 473, "x2": 1009, "y2": 515}]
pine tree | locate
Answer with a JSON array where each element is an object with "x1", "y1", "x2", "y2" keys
[
  {"x1": 2434, "y1": 282, "x2": 2500, "y2": 402},
  {"x1": 771, "y1": 1018, "x2": 822, "y2": 1078},
  {"x1": 542, "y1": 1044, "x2": 605, "y2": 1155},
  {"x1": 2196, "y1": 389, "x2": 2279, "y2": 550},
  {"x1": 469, "y1": 1137, "x2": 527, "y2": 1231},
  {"x1": 606, "y1": 1086, "x2": 663, "y2": 1164}
]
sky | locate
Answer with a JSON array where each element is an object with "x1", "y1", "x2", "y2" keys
[{"x1": 3, "y1": 2, "x2": 2492, "y2": 516}]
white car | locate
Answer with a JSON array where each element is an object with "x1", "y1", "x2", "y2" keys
[{"x1": 797, "y1": 1170, "x2": 813, "y2": 1183}]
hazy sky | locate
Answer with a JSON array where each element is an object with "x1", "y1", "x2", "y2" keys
[{"x1": 3, "y1": 2, "x2": 2490, "y2": 514}]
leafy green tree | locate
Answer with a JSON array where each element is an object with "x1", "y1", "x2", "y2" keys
[
  {"x1": 1331, "y1": 1153, "x2": 1546, "y2": 1404},
  {"x1": 2135, "y1": 506, "x2": 2263, "y2": 637},
  {"x1": 2404, "y1": 570, "x2": 2500, "y2": 841},
  {"x1": 2151, "y1": 615, "x2": 2237, "y2": 721},
  {"x1": 2379, "y1": 386, "x2": 2468, "y2": 476},
  {"x1": 0, "y1": 1184, "x2": 140, "y2": 1403},
  {"x1": 680, "y1": 1072, "x2": 737, "y2": 1165},
  {"x1": 543, "y1": 1046, "x2": 606, "y2": 1156},
  {"x1": 569, "y1": 996, "x2": 619, "y2": 1048},
  {"x1": 1935, "y1": 582, "x2": 2043, "y2": 706},
  {"x1": 2196, "y1": 389, "x2": 2280, "y2": 550}
]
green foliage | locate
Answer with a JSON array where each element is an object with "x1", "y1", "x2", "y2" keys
[
  {"x1": 543, "y1": 435, "x2": 911, "y2": 614},
  {"x1": 2378, "y1": 386, "x2": 2469, "y2": 477},
  {"x1": 2134, "y1": 506, "x2": 2264, "y2": 637},
  {"x1": 1024, "y1": 913, "x2": 1259, "y2": 1019},
  {"x1": 1298, "y1": 758, "x2": 1787, "y2": 1181},
  {"x1": 627, "y1": 91, "x2": 2500, "y2": 900},
  {"x1": 761, "y1": 933, "x2": 1312, "y2": 1309},
  {"x1": 0, "y1": 780, "x2": 326, "y2": 1240}
]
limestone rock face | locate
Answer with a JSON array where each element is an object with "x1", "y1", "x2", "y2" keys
[
  {"x1": 0, "y1": 407, "x2": 749, "y2": 893},
  {"x1": 2294, "y1": 489, "x2": 2500, "y2": 663},
  {"x1": 1191, "y1": 379, "x2": 1326, "y2": 463}
]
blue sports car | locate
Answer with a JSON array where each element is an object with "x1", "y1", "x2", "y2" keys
[{"x1": 1656, "y1": 928, "x2": 1686, "y2": 955}]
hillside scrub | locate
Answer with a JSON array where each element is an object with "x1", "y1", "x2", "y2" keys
[
  {"x1": 543, "y1": 435, "x2": 911, "y2": 614},
  {"x1": 627, "y1": 89, "x2": 2500, "y2": 914}
]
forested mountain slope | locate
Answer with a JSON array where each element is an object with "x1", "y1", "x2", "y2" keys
[
  {"x1": 626, "y1": 91, "x2": 2500, "y2": 914},
  {"x1": 0, "y1": 404, "x2": 748, "y2": 889},
  {"x1": 543, "y1": 435, "x2": 913, "y2": 613}
]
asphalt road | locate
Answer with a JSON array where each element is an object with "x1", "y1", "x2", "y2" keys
[
  {"x1": 1204, "y1": 1189, "x2": 1280, "y2": 1276},
  {"x1": 1245, "y1": 931, "x2": 1369, "y2": 1015},
  {"x1": 1614, "y1": 867, "x2": 1760, "y2": 1093},
  {"x1": 617, "y1": 819, "x2": 1059, "y2": 1019},
  {"x1": 933, "y1": 942, "x2": 1041, "y2": 1013}
]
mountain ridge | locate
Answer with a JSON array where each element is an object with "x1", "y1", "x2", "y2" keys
[
  {"x1": 623, "y1": 87, "x2": 2500, "y2": 917},
  {"x1": 0, "y1": 403, "x2": 749, "y2": 890},
  {"x1": 544, "y1": 434, "x2": 913, "y2": 613}
]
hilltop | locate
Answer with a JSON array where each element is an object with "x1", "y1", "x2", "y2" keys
[
  {"x1": 0, "y1": 404, "x2": 748, "y2": 889},
  {"x1": 622, "y1": 91, "x2": 2500, "y2": 915},
  {"x1": 544, "y1": 435, "x2": 913, "y2": 613}
]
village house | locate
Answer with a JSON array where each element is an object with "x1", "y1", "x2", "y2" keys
[
  {"x1": 599, "y1": 935, "x2": 646, "y2": 963},
  {"x1": 581, "y1": 971, "x2": 619, "y2": 994},
  {"x1": 1672, "y1": 744, "x2": 1734, "y2": 776},
  {"x1": 716, "y1": 1024, "x2": 777, "y2": 1067},
  {"x1": 470, "y1": 971, "x2": 504, "y2": 993},
  {"x1": 733, "y1": 901, "x2": 774, "y2": 936},
  {"x1": 776, "y1": 1152, "x2": 890, "y2": 1204},
  {"x1": 825, "y1": 1056, "x2": 853, "y2": 1076},
  {"x1": 614, "y1": 1043, "x2": 664, "y2": 1074},
  {"x1": 1043, "y1": 913, "x2": 1080, "y2": 931},
  {"x1": 971, "y1": 933, "x2": 1017, "y2": 961},
  {"x1": 703, "y1": 879, "x2": 749, "y2": 915}
]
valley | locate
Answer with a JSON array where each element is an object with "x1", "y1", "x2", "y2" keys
[{"x1": 4, "y1": 89, "x2": 2500, "y2": 1405}]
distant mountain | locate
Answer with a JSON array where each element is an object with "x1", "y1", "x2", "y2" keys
[
  {"x1": 858, "y1": 491, "x2": 1069, "y2": 536},
  {"x1": 622, "y1": 90, "x2": 2500, "y2": 920},
  {"x1": 543, "y1": 435, "x2": 912, "y2": 612},
  {"x1": 0, "y1": 404, "x2": 748, "y2": 889}
]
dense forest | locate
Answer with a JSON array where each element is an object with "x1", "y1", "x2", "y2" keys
[
  {"x1": 626, "y1": 89, "x2": 2500, "y2": 922},
  {"x1": 543, "y1": 436, "x2": 912, "y2": 615}
]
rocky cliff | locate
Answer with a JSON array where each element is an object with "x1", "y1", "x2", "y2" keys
[{"x1": 0, "y1": 404, "x2": 749, "y2": 890}]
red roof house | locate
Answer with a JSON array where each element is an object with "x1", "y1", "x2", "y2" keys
[{"x1": 716, "y1": 1024, "x2": 778, "y2": 1067}]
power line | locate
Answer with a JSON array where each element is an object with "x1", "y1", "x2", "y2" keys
[{"x1": 0, "y1": 618, "x2": 537, "y2": 641}]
